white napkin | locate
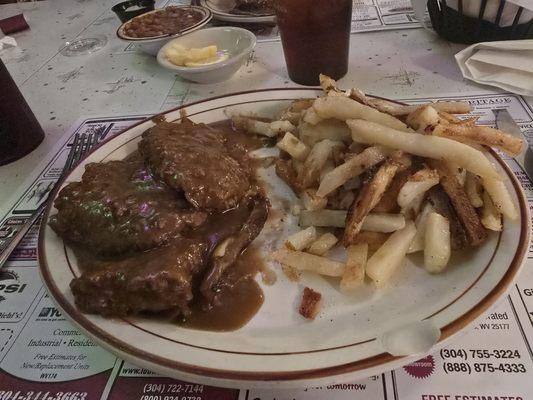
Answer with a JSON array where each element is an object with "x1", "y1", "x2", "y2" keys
[
  {"x1": 455, "y1": 40, "x2": 533, "y2": 96},
  {"x1": 0, "y1": 35, "x2": 17, "y2": 50}
]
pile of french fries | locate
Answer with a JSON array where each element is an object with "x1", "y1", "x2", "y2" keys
[{"x1": 232, "y1": 75, "x2": 522, "y2": 291}]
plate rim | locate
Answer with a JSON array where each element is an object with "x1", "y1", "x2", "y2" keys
[
  {"x1": 38, "y1": 87, "x2": 531, "y2": 382},
  {"x1": 199, "y1": 0, "x2": 276, "y2": 23}
]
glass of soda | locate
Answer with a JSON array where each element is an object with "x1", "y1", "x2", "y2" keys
[
  {"x1": 0, "y1": 59, "x2": 45, "y2": 166},
  {"x1": 274, "y1": 0, "x2": 352, "y2": 86}
]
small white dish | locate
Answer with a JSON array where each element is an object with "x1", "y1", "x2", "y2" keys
[
  {"x1": 157, "y1": 27, "x2": 256, "y2": 84},
  {"x1": 116, "y1": 6, "x2": 212, "y2": 56}
]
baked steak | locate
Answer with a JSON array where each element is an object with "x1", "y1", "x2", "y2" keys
[
  {"x1": 52, "y1": 119, "x2": 268, "y2": 321},
  {"x1": 50, "y1": 155, "x2": 206, "y2": 256},
  {"x1": 70, "y1": 239, "x2": 209, "y2": 316},
  {"x1": 70, "y1": 194, "x2": 268, "y2": 317},
  {"x1": 139, "y1": 119, "x2": 251, "y2": 211}
]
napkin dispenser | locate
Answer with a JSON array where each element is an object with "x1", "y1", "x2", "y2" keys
[{"x1": 410, "y1": 0, "x2": 533, "y2": 43}]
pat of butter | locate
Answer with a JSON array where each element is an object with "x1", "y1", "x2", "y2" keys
[{"x1": 165, "y1": 44, "x2": 228, "y2": 67}]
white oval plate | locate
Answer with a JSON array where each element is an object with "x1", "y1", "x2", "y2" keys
[
  {"x1": 199, "y1": 0, "x2": 276, "y2": 23},
  {"x1": 39, "y1": 88, "x2": 530, "y2": 388}
]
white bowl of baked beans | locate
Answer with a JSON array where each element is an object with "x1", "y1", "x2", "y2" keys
[
  {"x1": 157, "y1": 27, "x2": 256, "y2": 84},
  {"x1": 117, "y1": 5, "x2": 212, "y2": 55}
]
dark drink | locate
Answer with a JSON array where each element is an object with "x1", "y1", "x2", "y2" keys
[
  {"x1": 0, "y1": 59, "x2": 44, "y2": 166},
  {"x1": 274, "y1": 0, "x2": 352, "y2": 86}
]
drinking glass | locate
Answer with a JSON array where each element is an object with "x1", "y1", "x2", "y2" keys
[
  {"x1": 274, "y1": 0, "x2": 352, "y2": 86},
  {"x1": 0, "y1": 59, "x2": 45, "y2": 165}
]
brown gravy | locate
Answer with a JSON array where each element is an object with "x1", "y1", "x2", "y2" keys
[
  {"x1": 180, "y1": 246, "x2": 264, "y2": 331},
  {"x1": 70, "y1": 119, "x2": 271, "y2": 332},
  {"x1": 180, "y1": 121, "x2": 268, "y2": 331}
]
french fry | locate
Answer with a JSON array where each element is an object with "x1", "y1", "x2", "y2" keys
[
  {"x1": 431, "y1": 101, "x2": 472, "y2": 114},
  {"x1": 300, "y1": 209, "x2": 346, "y2": 228},
  {"x1": 424, "y1": 212, "x2": 451, "y2": 273},
  {"x1": 481, "y1": 190, "x2": 503, "y2": 231},
  {"x1": 390, "y1": 151, "x2": 412, "y2": 171},
  {"x1": 291, "y1": 203, "x2": 303, "y2": 216},
  {"x1": 347, "y1": 88, "x2": 471, "y2": 116},
  {"x1": 351, "y1": 231, "x2": 390, "y2": 251},
  {"x1": 373, "y1": 168, "x2": 413, "y2": 213},
  {"x1": 299, "y1": 140, "x2": 343, "y2": 188},
  {"x1": 270, "y1": 120, "x2": 297, "y2": 134},
  {"x1": 301, "y1": 189, "x2": 328, "y2": 211},
  {"x1": 458, "y1": 116, "x2": 480, "y2": 126},
  {"x1": 277, "y1": 132, "x2": 310, "y2": 161},
  {"x1": 302, "y1": 107, "x2": 323, "y2": 125},
  {"x1": 481, "y1": 176, "x2": 518, "y2": 220},
  {"x1": 338, "y1": 190, "x2": 356, "y2": 210},
  {"x1": 293, "y1": 159, "x2": 304, "y2": 176},
  {"x1": 313, "y1": 96, "x2": 410, "y2": 132},
  {"x1": 343, "y1": 160, "x2": 399, "y2": 246},
  {"x1": 283, "y1": 99, "x2": 314, "y2": 114},
  {"x1": 447, "y1": 162, "x2": 466, "y2": 186},
  {"x1": 282, "y1": 265, "x2": 301, "y2": 282},
  {"x1": 433, "y1": 123, "x2": 524, "y2": 157},
  {"x1": 347, "y1": 141, "x2": 366, "y2": 155},
  {"x1": 285, "y1": 227, "x2": 318, "y2": 251},
  {"x1": 347, "y1": 87, "x2": 373, "y2": 106},
  {"x1": 343, "y1": 177, "x2": 361, "y2": 191},
  {"x1": 397, "y1": 168, "x2": 439, "y2": 210},
  {"x1": 408, "y1": 202, "x2": 434, "y2": 253},
  {"x1": 308, "y1": 233, "x2": 339, "y2": 255},
  {"x1": 427, "y1": 186, "x2": 468, "y2": 250},
  {"x1": 279, "y1": 99, "x2": 314, "y2": 125},
  {"x1": 438, "y1": 111, "x2": 463, "y2": 124},
  {"x1": 348, "y1": 91, "x2": 416, "y2": 117},
  {"x1": 389, "y1": 101, "x2": 472, "y2": 116},
  {"x1": 340, "y1": 243, "x2": 368, "y2": 292},
  {"x1": 316, "y1": 146, "x2": 390, "y2": 197},
  {"x1": 213, "y1": 238, "x2": 233, "y2": 257},
  {"x1": 299, "y1": 210, "x2": 405, "y2": 233},
  {"x1": 231, "y1": 116, "x2": 295, "y2": 137},
  {"x1": 232, "y1": 116, "x2": 272, "y2": 136},
  {"x1": 362, "y1": 213, "x2": 405, "y2": 232},
  {"x1": 405, "y1": 192, "x2": 426, "y2": 216},
  {"x1": 330, "y1": 144, "x2": 346, "y2": 165},
  {"x1": 319, "y1": 73, "x2": 342, "y2": 94},
  {"x1": 405, "y1": 105, "x2": 441, "y2": 133},
  {"x1": 271, "y1": 248, "x2": 345, "y2": 277},
  {"x1": 299, "y1": 119, "x2": 351, "y2": 146},
  {"x1": 366, "y1": 221, "x2": 417, "y2": 287},
  {"x1": 347, "y1": 119, "x2": 501, "y2": 182},
  {"x1": 430, "y1": 160, "x2": 487, "y2": 246},
  {"x1": 279, "y1": 112, "x2": 302, "y2": 126},
  {"x1": 319, "y1": 159, "x2": 335, "y2": 181},
  {"x1": 465, "y1": 172, "x2": 484, "y2": 208}
]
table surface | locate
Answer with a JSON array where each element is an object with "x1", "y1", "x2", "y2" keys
[
  {"x1": 1, "y1": 0, "x2": 533, "y2": 396},
  {"x1": 3, "y1": 0, "x2": 531, "y2": 209}
]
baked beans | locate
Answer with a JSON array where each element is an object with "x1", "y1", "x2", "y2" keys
[{"x1": 123, "y1": 6, "x2": 204, "y2": 38}]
